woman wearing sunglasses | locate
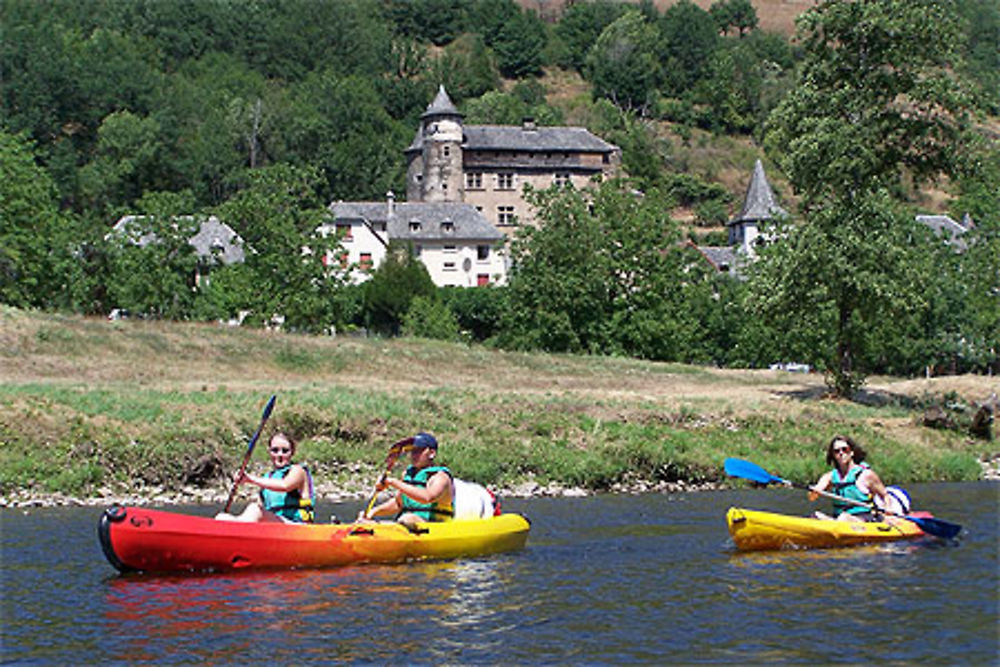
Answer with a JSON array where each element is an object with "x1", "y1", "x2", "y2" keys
[
  {"x1": 810, "y1": 435, "x2": 889, "y2": 522},
  {"x1": 215, "y1": 432, "x2": 315, "y2": 523}
]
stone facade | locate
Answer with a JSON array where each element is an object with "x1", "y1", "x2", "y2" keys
[{"x1": 405, "y1": 86, "x2": 621, "y2": 235}]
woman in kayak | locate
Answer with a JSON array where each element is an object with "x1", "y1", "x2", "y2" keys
[
  {"x1": 811, "y1": 435, "x2": 889, "y2": 522},
  {"x1": 361, "y1": 431, "x2": 454, "y2": 527},
  {"x1": 215, "y1": 432, "x2": 315, "y2": 523}
]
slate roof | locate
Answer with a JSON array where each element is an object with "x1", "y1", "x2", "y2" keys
[
  {"x1": 916, "y1": 214, "x2": 970, "y2": 250},
  {"x1": 688, "y1": 243, "x2": 747, "y2": 279},
  {"x1": 407, "y1": 85, "x2": 618, "y2": 155},
  {"x1": 111, "y1": 215, "x2": 245, "y2": 264},
  {"x1": 729, "y1": 159, "x2": 786, "y2": 225},
  {"x1": 421, "y1": 85, "x2": 463, "y2": 120},
  {"x1": 329, "y1": 201, "x2": 503, "y2": 243}
]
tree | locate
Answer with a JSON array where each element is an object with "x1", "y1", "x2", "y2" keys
[
  {"x1": 0, "y1": 131, "x2": 63, "y2": 308},
  {"x1": 216, "y1": 165, "x2": 342, "y2": 333},
  {"x1": 552, "y1": 0, "x2": 627, "y2": 72},
  {"x1": 760, "y1": 0, "x2": 977, "y2": 396},
  {"x1": 658, "y1": 0, "x2": 720, "y2": 95},
  {"x1": 497, "y1": 180, "x2": 690, "y2": 359},
  {"x1": 585, "y1": 11, "x2": 662, "y2": 113},
  {"x1": 362, "y1": 242, "x2": 436, "y2": 337},
  {"x1": 710, "y1": 0, "x2": 759, "y2": 38}
]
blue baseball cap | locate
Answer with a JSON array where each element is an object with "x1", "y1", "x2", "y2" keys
[{"x1": 412, "y1": 432, "x2": 438, "y2": 450}]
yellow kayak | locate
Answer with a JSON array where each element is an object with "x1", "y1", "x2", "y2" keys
[{"x1": 726, "y1": 506, "x2": 929, "y2": 551}]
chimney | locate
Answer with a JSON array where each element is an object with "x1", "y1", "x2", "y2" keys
[
  {"x1": 522, "y1": 117, "x2": 537, "y2": 131},
  {"x1": 386, "y1": 190, "x2": 395, "y2": 217}
]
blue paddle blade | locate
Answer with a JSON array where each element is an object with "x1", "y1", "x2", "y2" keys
[
  {"x1": 904, "y1": 515, "x2": 962, "y2": 540},
  {"x1": 724, "y1": 458, "x2": 785, "y2": 485}
]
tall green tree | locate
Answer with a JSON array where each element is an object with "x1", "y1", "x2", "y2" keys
[
  {"x1": 497, "y1": 180, "x2": 691, "y2": 359},
  {"x1": 0, "y1": 131, "x2": 63, "y2": 308},
  {"x1": 585, "y1": 11, "x2": 662, "y2": 113},
  {"x1": 760, "y1": 0, "x2": 977, "y2": 396},
  {"x1": 216, "y1": 165, "x2": 342, "y2": 333}
]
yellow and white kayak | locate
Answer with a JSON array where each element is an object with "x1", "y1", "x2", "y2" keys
[{"x1": 726, "y1": 506, "x2": 930, "y2": 551}]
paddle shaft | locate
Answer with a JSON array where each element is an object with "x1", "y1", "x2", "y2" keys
[
  {"x1": 362, "y1": 437, "x2": 414, "y2": 519},
  {"x1": 223, "y1": 395, "x2": 276, "y2": 513}
]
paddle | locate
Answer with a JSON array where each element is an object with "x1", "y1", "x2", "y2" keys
[
  {"x1": 223, "y1": 394, "x2": 277, "y2": 513},
  {"x1": 361, "y1": 436, "x2": 415, "y2": 519},
  {"x1": 724, "y1": 457, "x2": 962, "y2": 539}
]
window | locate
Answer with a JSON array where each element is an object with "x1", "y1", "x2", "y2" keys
[
  {"x1": 554, "y1": 173, "x2": 571, "y2": 188},
  {"x1": 441, "y1": 221, "x2": 454, "y2": 234},
  {"x1": 602, "y1": 154, "x2": 610, "y2": 164},
  {"x1": 443, "y1": 146, "x2": 450, "y2": 157},
  {"x1": 339, "y1": 251, "x2": 349, "y2": 268},
  {"x1": 477, "y1": 245, "x2": 490, "y2": 261},
  {"x1": 409, "y1": 221, "x2": 422, "y2": 233},
  {"x1": 497, "y1": 173, "x2": 514, "y2": 190},
  {"x1": 497, "y1": 206, "x2": 515, "y2": 225},
  {"x1": 443, "y1": 261, "x2": 457, "y2": 272},
  {"x1": 466, "y1": 172, "x2": 483, "y2": 189},
  {"x1": 360, "y1": 253, "x2": 373, "y2": 271},
  {"x1": 477, "y1": 274, "x2": 490, "y2": 287},
  {"x1": 336, "y1": 224, "x2": 352, "y2": 241},
  {"x1": 443, "y1": 245, "x2": 456, "y2": 253}
]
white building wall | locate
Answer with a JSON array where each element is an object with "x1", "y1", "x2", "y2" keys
[{"x1": 417, "y1": 242, "x2": 507, "y2": 287}]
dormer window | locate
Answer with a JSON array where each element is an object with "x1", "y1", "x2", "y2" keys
[
  {"x1": 441, "y1": 221, "x2": 454, "y2": 234},
  {"x1": 409, "y1": 220, "x2": 422, "y2": 233}
]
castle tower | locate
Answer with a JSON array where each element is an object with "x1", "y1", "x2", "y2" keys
[
  {"x1": 405, "y1": 85, "x2": 464, "y2": 203},
  {"x1": 728, "y1": 159, "x2": 786, "y2": 255}
]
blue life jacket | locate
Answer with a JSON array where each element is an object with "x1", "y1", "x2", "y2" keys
[
  {"x1": 831, "y1": 464, "x2": 872, "y2": 517},
  {"x1": 399, "y1": 465, "x2": 454, "y2": 522},
  {"x1": 260, "y1": 464, "x2": 315, "y2": 523}
]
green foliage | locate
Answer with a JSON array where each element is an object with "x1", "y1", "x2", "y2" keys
[
  {"x1": 658, "y1": 0, "x2": 720, "y2": 95},
  {"x1": 216, "y1": 164, "x2": 342, "y2": 333},
  {"x1": 438, "y1": 286, "x2": 506, "y2": 342},
  {"x1": 585, "y1": 10, "x2": 662, "y2": 112},
  {"x1": 106, "y1": 190, "x2": 201, "y2": 319},
  {"x1": 401, "y1": 296, "x2": 463, "y2": 342},
  {"x1": 761, "y1": 0, "x2": 980, "y2": 396},
  {"x1": 362, "y1": 242, "x2": 436, "y2": 337},
  {"x1": 0, "y1": 131, "x2": 63, "y2": 308},
  {"x1": 552, "y1": 0, "x2": 627, "y2": 72},
  {"x1": 710, "y1": 0, "x2": 759, "y2": 37}
]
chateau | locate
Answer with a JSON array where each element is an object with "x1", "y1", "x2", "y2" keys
[
  {"x1": 405, "y1": 85, "x2": 621, "y2": 233},
  {"x1": 325, "y1": 85, "x2": 621, "y2": 287}
]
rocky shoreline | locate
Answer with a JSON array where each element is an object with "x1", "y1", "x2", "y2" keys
[
  {"x1": 4, "y1": 457, "x2": 996, "y2": 511},
  {"x1": 0, "y1": 477, "x2": 721, "y2": 510}
]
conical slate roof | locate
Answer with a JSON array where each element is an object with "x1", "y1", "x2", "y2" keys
[
  {"x1": 730, "y1": 159, "x2": 786, "y2": 225},
  {"x1": 421, "y1": 84, "x2": 463, "y2": 119}
]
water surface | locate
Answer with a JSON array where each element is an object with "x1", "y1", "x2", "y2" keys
[{"x1": 2, "y1": 483, "x2": 997, "y2": 663}]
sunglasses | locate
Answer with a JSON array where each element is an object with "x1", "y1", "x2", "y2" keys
[{"x1": 833, "y1": 446, "x2": 851, "y2": 454}]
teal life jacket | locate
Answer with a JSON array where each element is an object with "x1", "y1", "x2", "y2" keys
[
  {"x1": 260, "y1": 464, "x2": 315, "y2": 523},
  {"x1": 830, "y1": 464, "x2": 872, "y2": 517},
  {"x1": 399, "y1": 465, "x2": 454, "y2": 522}
]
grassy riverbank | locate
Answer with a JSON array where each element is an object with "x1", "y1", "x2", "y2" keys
[{"x1": 1, "y1": 306, "x2": 996, "y2": 506}]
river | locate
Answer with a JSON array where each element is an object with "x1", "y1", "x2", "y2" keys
[{"x1": 2, "y1": 483, "x2": 997, "y2": 664}]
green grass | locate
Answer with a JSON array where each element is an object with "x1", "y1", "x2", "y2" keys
[{"x1": 0, "y1": 307, "x2": 992, "y2": 499}]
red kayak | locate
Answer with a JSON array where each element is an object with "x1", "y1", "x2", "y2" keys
[{"x1": 99, "y1": 505, "x2": 531, "y2": 574}]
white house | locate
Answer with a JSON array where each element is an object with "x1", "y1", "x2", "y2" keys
[{"x1": 325, "y1": 192, "x2": 507, "y2": 287}]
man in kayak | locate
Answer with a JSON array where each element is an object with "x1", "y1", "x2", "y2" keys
[
  {"x1": 361, "y1": 431, "x2": 454, "y2": 527},
  {"x1": 215, "y1": 432, "x2": 315, "y2": 523},
  {"x1": 810, "y1": 435, "x2": 889, "y2": 522}
]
